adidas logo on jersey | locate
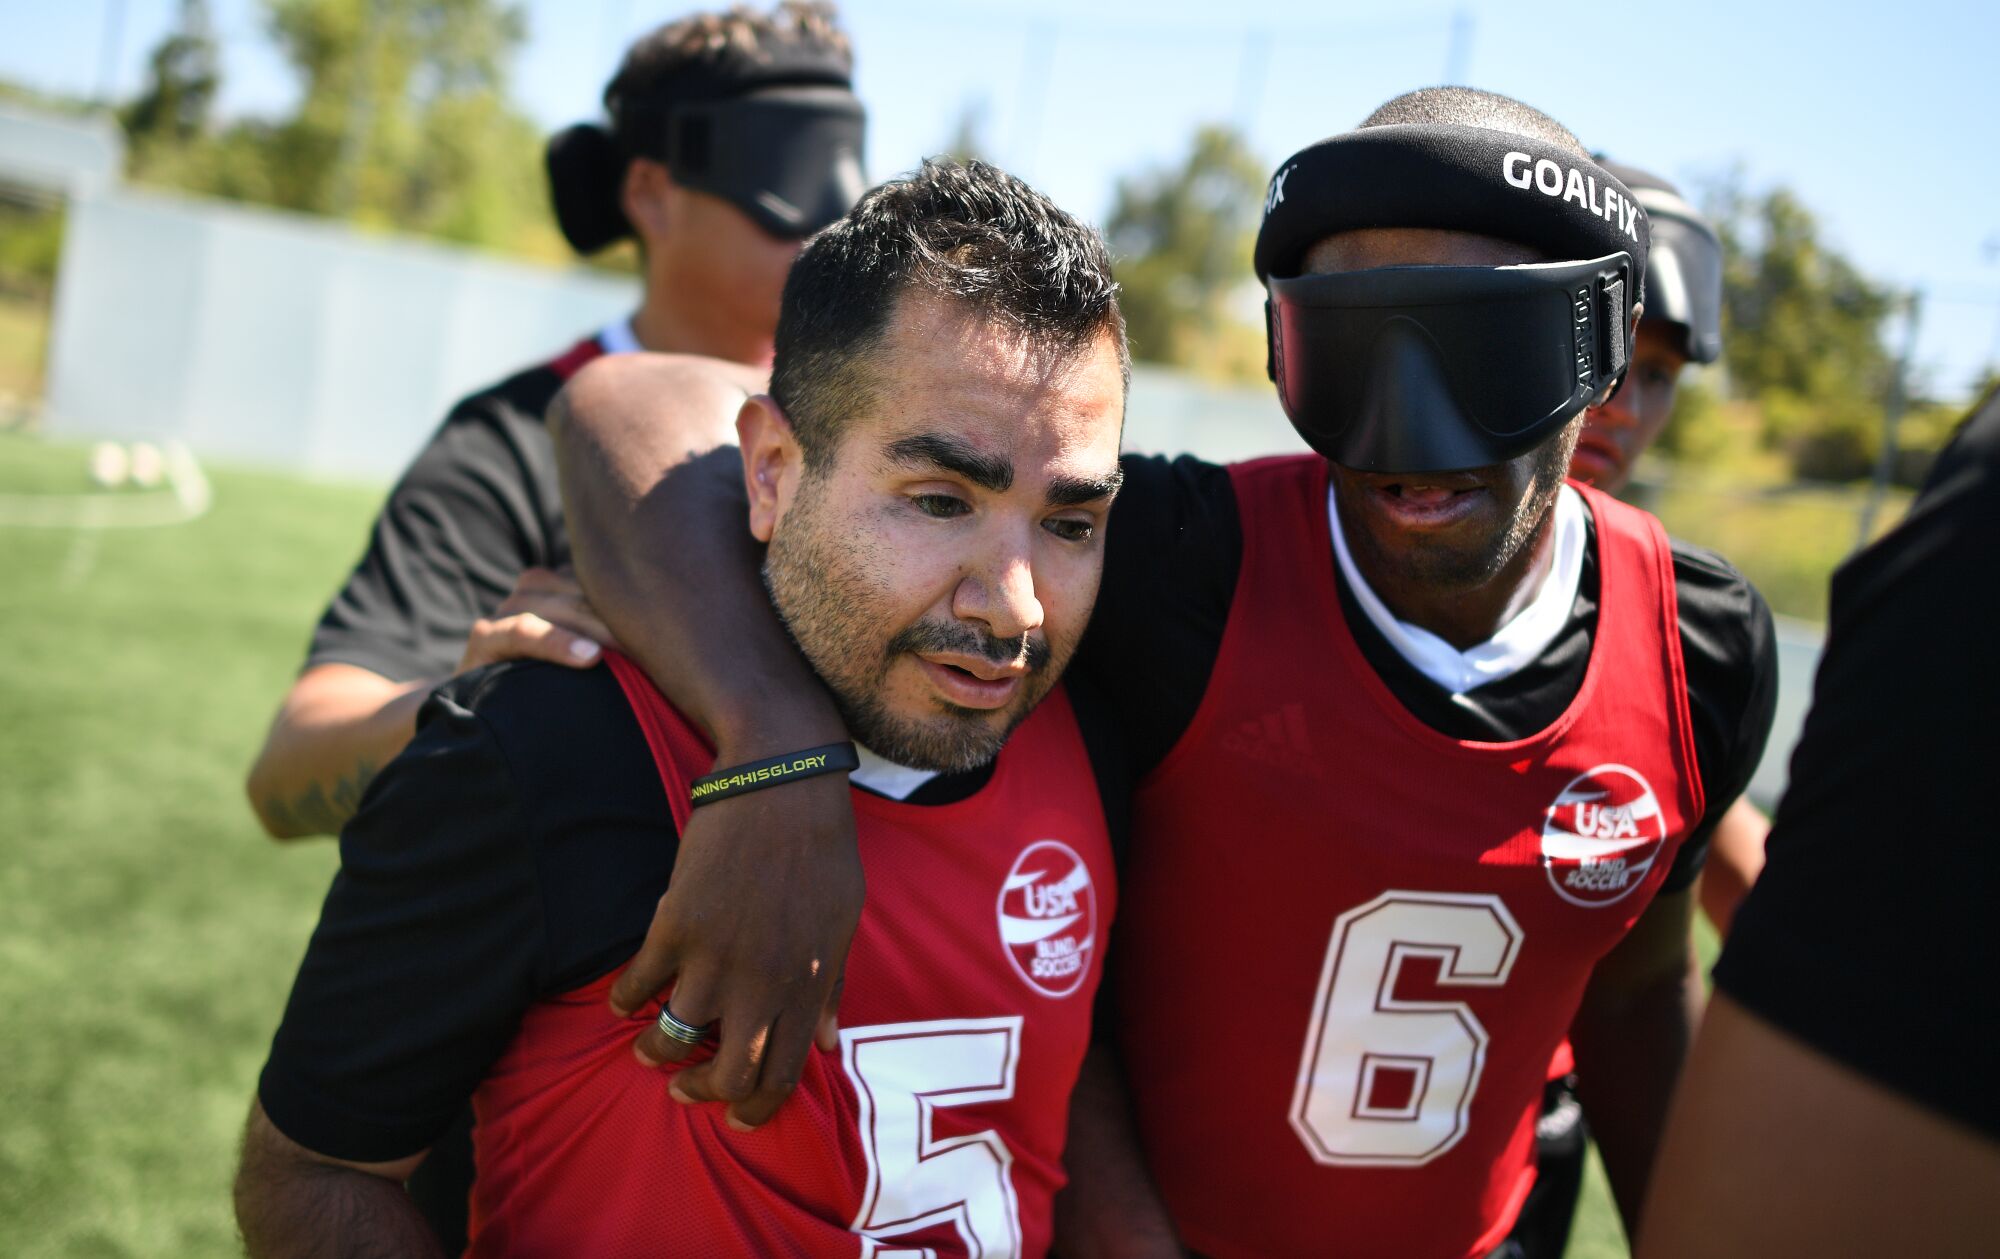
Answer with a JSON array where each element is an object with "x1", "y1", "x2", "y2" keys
[{"x1": 1221, "y1": 702, "x2": 1324, "y2": 780}]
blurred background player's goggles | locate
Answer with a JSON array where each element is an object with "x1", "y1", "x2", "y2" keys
[
  {"x1": 1267, "y1": 254, "x2": 1636, "y2": 473},
  {"x1": 1625, "y1": 184, "x2": 1723, "y2": 364},
  {"x1": 1255, "y1": 124, "x2": 1651, "y2": 473},
  {"x1": 662, "y1": 85, "x2": 866, "y2": 239}
]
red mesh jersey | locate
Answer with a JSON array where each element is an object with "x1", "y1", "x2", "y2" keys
[
  {"x1": 464, "y1": 655, "x2": 1114, "y2": 1259},
  {"x1": 1116, "y1": 456, "x2": 1702, "y2": 1259}
]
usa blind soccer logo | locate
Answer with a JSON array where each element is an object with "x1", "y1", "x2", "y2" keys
[
  {"x1": 997, "y1": 840, "x2": 1097, "y2": 998},
  {"x1": 1540, "y1": 764, "x2": 1667, "y2": 907}
]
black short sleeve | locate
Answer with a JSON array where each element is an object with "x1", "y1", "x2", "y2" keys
[
  {"x1": 257, "y1": 661, "x2": 677, "y2": 1163},
  {"x1": 1077, "y1": 453, "x2": 1241, "y2": 776},
  {"x1": 1713, "y1": 397, "x2": 2000, "y2": 1140},
  {"x1": 1658, "y1": 538, "x2": 1780, "y2": 891},
  {"x1": 306, "y1": 368, "x2": 568, "y2": 683},
  {"x1": 257, "y1": 674, "x2": 548, "y2": 1162}
]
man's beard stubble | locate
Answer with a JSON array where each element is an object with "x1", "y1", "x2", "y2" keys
[
  {"x1": 761, "y1": 488, "x2": 1061, "y2": 774},
  {"x1": 1347, "y1": 418, "x2": 1581, "y2": 592}
]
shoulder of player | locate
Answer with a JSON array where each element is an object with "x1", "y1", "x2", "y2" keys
[
  {"x1": 1667, "y1": 536, "x2": 1774, "y2": 650},
  {"x1": 399, "y1": 663, "x2": 675, "y2": 963},
  {"x1": 1662, "y1": 534, "x2": 1779, "y2": 744},
  {"x1": 446, "y1": 356, "x2": 570, "y2": 427},
  {"x1": 376, "y1": 363, "x2": 572, "y2": 530},
  {"x1": 426, "y1": 661, "x2": 650, "y2": 799},
  {"x1": 1879, "y1": 395, "x2": 2000, "y2": 549},
  {"x1": 393, "y1": 354, "x2": 573, "y2": 484},
  {"x1": 1115, "y1": 450, "x2": 1233, "y2": 514}
]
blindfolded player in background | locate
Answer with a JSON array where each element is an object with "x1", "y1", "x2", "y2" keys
[{"x1": 245, "y1": 1, "x2": 866, "y2": 843}]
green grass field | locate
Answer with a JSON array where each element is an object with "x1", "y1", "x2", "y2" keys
[
  {"x1": 0, "y1": 431, "x2": 1715, "y2": 1257},
  {"x1": 0, "y1": 291, "x2": 53, "y2": 403},
  {"x1": 1, "y1": 434, "x2": 360, "y2": 1257}
]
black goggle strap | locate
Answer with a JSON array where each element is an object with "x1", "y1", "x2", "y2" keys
[{"x1": 664, "y1": 93, "x2": 863, "y2": 178}]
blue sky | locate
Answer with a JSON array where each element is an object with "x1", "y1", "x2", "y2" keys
[{"x1": 7, "y1": 0, "x2": 1997, "y2": 398}]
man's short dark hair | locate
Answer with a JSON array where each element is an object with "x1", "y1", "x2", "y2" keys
[
  {"x1": 1361, "y1": 86, "x2": 1587, "y2": 158},
  {"x1": 771, "y1": 157, "x2": 1129, "y2": 467}
]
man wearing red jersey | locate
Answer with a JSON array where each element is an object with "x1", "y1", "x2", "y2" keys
[
  {"x1": 551, "y1": 90, "x2": 1776, "y2": 1258},
  {"x1": 240, "y1": 8, "x2": 869, "y2": 1249},
  {"x1": 235, "y1": 159, "x2": 1137, "y2": 1258}
]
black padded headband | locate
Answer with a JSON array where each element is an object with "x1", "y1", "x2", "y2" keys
[
  {"x1": 546, "y1": 35, "x2": 856, "y2": 254},
  {"x1": 1253, "y1": 123, "x2": 1650, "y2": 302}
]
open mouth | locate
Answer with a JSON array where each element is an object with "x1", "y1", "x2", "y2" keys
[
  {"x1": 915, "y1": 654, "x2": 1024, "y2": 710},
  {"x1": 1384, "y1": 483, "x2": 1476, "y2": 506},
  {"x1": 1361, "y1": 477, "x2": 1488, "y2": 528}
]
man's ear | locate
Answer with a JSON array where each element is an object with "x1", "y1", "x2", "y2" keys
[
  {"x1": 739, "y1": 394, "x2": 803, "y2": 543},
  {"x1": 621, "y1": 158, "x2": 673, "y2": 244}
]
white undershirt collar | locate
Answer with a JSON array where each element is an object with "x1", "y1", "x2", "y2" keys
[
  {"x1": 849, "y1": 742, "x2": 940, "y2": 801},
  {"x1": 1327, "y1": 483, "x2": 1587, "y2": 696},
  {"x1": 597, "y1": 316, "x2": 642, "y2": 355}
]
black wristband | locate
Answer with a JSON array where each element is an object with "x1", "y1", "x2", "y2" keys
[{"x1": 689, "y1": 742, "x2": 859, "y2": 807}]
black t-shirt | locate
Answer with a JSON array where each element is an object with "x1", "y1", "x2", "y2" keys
[
  {"x1": 305, "y1": 349, "x2": 587, "y2": 683},
  {"x1": 1713, "y1": 391, "x2": 2000, "y2": 1141},
  {"x1": 1078, "y1": 454, "x2": 1780, "y2": 892},
  {"x1": 257, "y1": 661, "x2": 1129, "y2": 1163}
]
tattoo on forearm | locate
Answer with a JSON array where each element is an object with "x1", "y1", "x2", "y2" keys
[{"x1": 265, "y1": 759, "x2": 379, "y2": 836}]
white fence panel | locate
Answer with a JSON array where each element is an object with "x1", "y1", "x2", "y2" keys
[{"x1": 44, "y1": 186, "x2": 635, "y2": 480}]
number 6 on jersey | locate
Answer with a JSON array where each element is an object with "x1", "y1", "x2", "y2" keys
[{"x1": 1291, "y1": 891, "x2": 1524, "y2": 1165}]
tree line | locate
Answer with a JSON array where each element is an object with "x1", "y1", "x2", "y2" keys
[{"x1": 21, "y1": 0, "x2": 1988, "y2": 484}]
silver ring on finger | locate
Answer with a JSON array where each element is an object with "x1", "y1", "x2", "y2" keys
[{"x1": 655, "y1": 1004, "x2": 712, "y2": 1046}]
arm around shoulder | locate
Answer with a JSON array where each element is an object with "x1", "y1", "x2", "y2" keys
[{"x1": 548, "y1": 352, "x2": 865, "y2": 1132}]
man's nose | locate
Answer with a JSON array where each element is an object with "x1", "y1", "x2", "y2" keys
[{"x1": 954, "y1": 541, "x2": 1044, "y2": 645}]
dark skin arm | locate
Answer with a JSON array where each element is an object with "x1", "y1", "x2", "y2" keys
[
  {"x1": 550, "y1": 353, "x2": 862, "y2": 1129},
  {"x1": 1051, "y1": 1043, "x2": 1185, "y2": 1259},
  {"x1": 234, "y1": 1100, "x2": 439, "y2": 1259},
  {"x1": 1566, "y1": 884, "x2": 1702, "y2": 1242}
]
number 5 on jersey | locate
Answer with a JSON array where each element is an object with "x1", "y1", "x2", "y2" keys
[
  {"x1": 845, "y1": 1017, "x2": 1025, "y2": 1257},
  {"x1": 1291, "y1": 892, "x2": 1524, "y2": 1166}
]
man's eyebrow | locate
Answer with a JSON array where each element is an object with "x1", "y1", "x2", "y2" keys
[
  {"x1": 1047, "y1": 466, "x2": 1124, "y2": 507},
  {"x1": 884, "y1": 433, "x2": 1013, "y2": 493}
]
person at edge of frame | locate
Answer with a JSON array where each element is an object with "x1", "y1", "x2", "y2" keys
[
  {"x1": 233, "y1": 157, "x2": 1154, "y2": 1259},
  {"x1": 1508, "y1": 158, "x2": 1764, "y2": 1259},
  {"x1": 544, "y1": 87, "x2": 1778, "y2": 1259},
  {"x1": 239, "y1": 4, "x2": 865, "y2": 1250},
  {"x1": 1639, "y1": 385, "x2": 2000, "y2": 1258}
]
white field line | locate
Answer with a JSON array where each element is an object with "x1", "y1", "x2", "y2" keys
[{"x1": 0, "y1": 443, "x2": 212, "y2": 528}]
